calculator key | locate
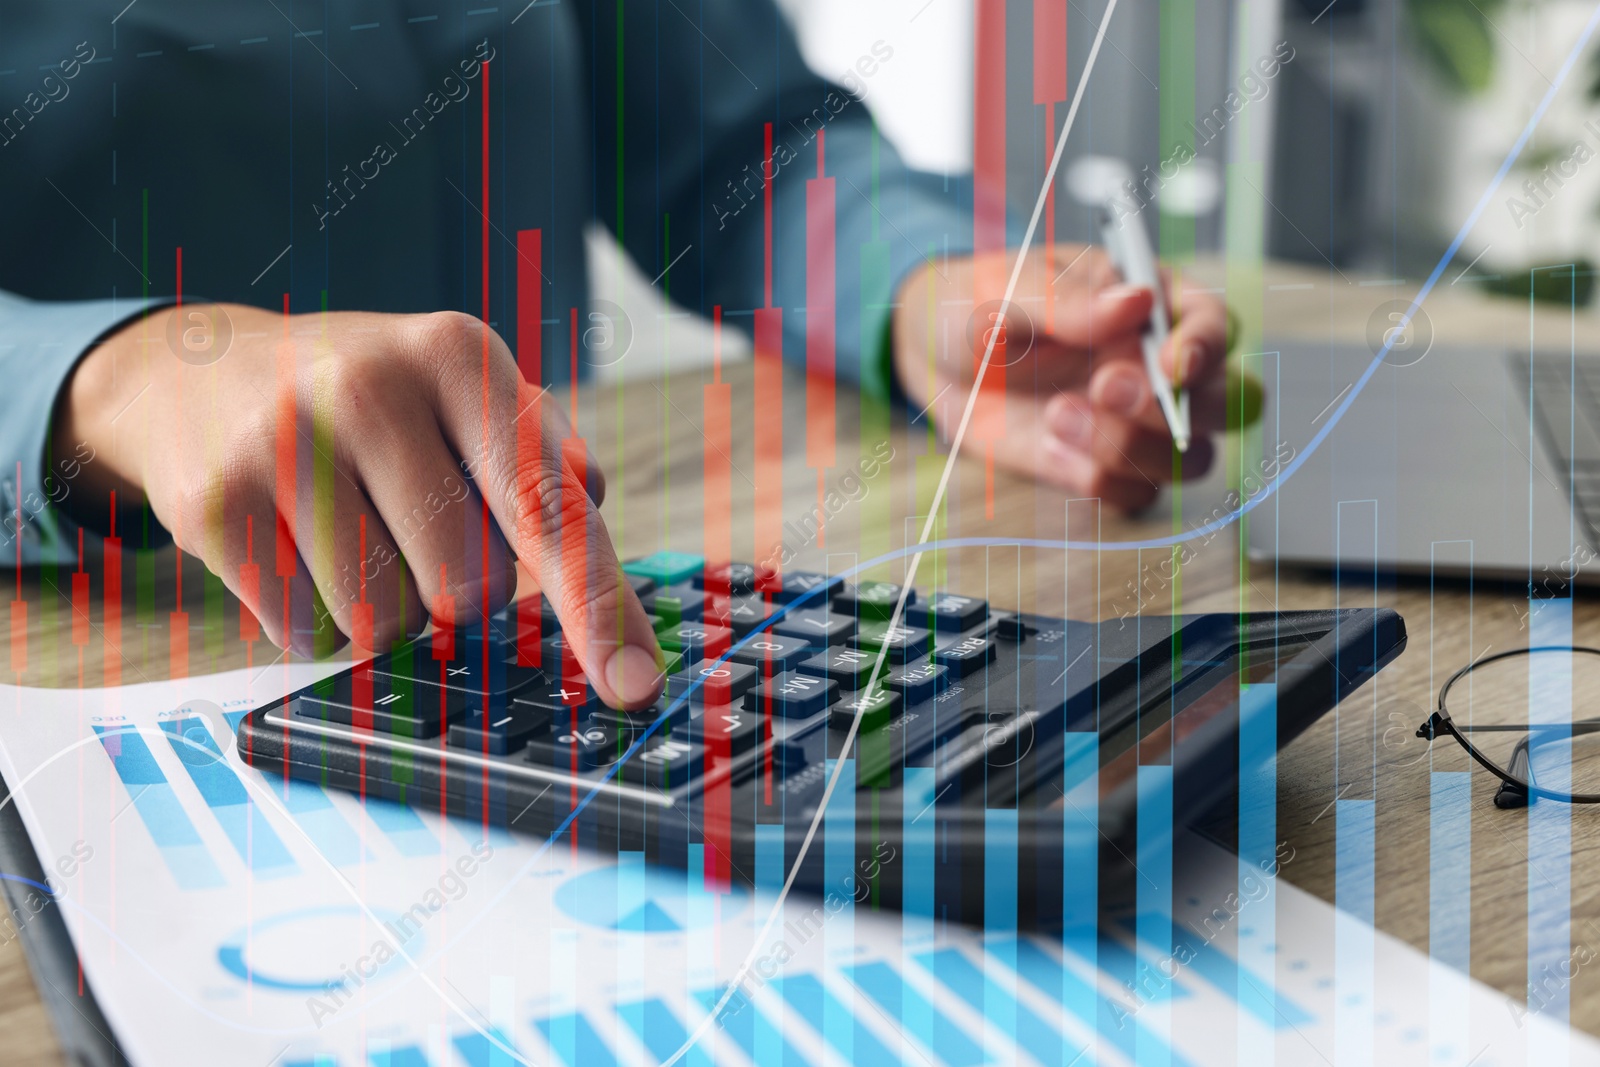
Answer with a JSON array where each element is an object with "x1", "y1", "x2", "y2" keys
[
  {"x1": 705, "y1": 595, "x2": 779, "y2": 637},
  {"x1": 744, "y1": 670, "x2": 840, "y2": 718},
  {"x1": 643, "y1": 585, "x2": 707, "y2": 626},
  {"x1": 513, "y1": 678, "x2": 600, "y2": 712},
  {"x1": 829, "y1": 685, "x2": 902, "y2": 731},
  {"x1": 918, "y1": 593, "x2": 988, "y2": 632},
  {"x1": 833, "y1": 581, "x2": 912, "y2": 619},
  {"x1": 292, "y1": 679, "x2": 467, "y2": 739},
  {"x1": 987, "y1": 610, "x2": 1032, "y2": 640},
  {"x1": 696, "y1": 562, "x2": 759, "y2": 596},
  {"x1": 763, "y1": 569, "x2": 844, "y2": 605},
  {"x1": 647, "y1": 613, "x2": 666, "y2": 633},
  {"x1": 727, "y1": 634, "x2": 813, "y2": 671},
  {"x1": 932, "y1": 633, "x2": 998, "y2": 677},
  {"x1": 447, "y1": 704, "x2": 552, "y2": 756},
  {"x1": 525, "y1": 721, "x2": 635, "y2": 770},
  {"x1": 619, "y1": 736, "x2": 706, "y2": 788},
  {"x1": 658, "y1": 621, "x2": 734, "y2": 663},
  {"x1": 795, "y1": 647, "x2": 880, "y2": 689},
  {"x1": 624, "y1": 552, "x2": 705, "y2": 586},
  {"x1": 373, "y1": 652, "x2": 547, "y2": 696},
  {"x1": 674, "y1": 706, "x2": 766, "y2": 756},
  {"x1": 539, "y1": 633, "x2": 582, "y2": 672},
  {"x1": 770, "y1": 610, "x2": 856, "y2": 646},
  {"x1": 885, "y1": 661, "x2": 949, "y2": 703},
  {"x1": 851, "y1": 622, "x2": 933, "y2": 663},
  {"x1": 623, "y1": 572, "x2": 657, "y2": 599},
  {"x1": 664, "y1": 659, "x2": 760, "y2": 702}
]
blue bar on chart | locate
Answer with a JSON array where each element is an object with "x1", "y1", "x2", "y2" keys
[
  {"x1": 916, "y1": 947, "x2": 1078, "y2": 1067},
  {"x1": 452, "y1": 1027, "x2": 519, "y2": 1067},
  {"x1": 994, "y1": 938, "x2": 1199, "y2": 1067},
  {"x1": 1120, "y1": 915, "x2": 1314, "y2": 1029},
  {"x1": 362, "y1": 795, "x2": 440, "y2": 857},
  {"x1": 901, "y1": 766, "x2": 935, "y2": 921},
  {"x1": 1429, "y1": 769, "x2": 1472, "y2": 1058},
  {"x1": 694, "y1": 985, "x2": 812, "y2": 1067},
  {"x1": 367, "y1": 1042, "x2": 430, "y2": 1067},
  {"x1": 1336, "y1": 797, "x2": 1376, "y2": 1059},
  {"x1": 845, "y1": 960, "x2": 990, "y2": 1066},
  {"x1": 159, "y1": 718, "x2": 297, "y2": 878},
  {"x1": 535, "y1": 1011, "x2": 619, "y2": 1067},
  {"x1": 284, "y1": 1058, "x2": 335, "y2": 1067},
  {"x1": 1528, "y1": 597, "x2": 1574, "y2": 1063},
  {"x1": 779, "y1": 973, "x2": 898, "y2": 1067},
  {"x1": 821, "y1": 757, "x2": 857, "y2": 1062},
  {"x1": 1236, "y1": 681, "x2": 1279, "y2": 1064},
  {"x1": 93, "y1": 725, "x2": 226, "y2": 891},
  {"x1": 227, "y1": 706, "x2": 372, "y2": 866},
  {"x1": 617, "y1": 997, "x2": 713, "y2": 1067},
  {"x1": 1136, "y1": 763, "x2": 1175, "y2": 1065}
]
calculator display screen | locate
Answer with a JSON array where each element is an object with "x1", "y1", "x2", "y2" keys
[{"x1": 1048, "y1": 637, "x2": 1318, "y2": 805}]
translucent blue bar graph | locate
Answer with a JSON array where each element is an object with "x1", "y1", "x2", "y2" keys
[
  {"x1": 1122, "y1": 916, "x2": 1314, "y2": 1028},
  {"x1": 93, "y1": 725, "x2": 226, "y2": 891},
  {"x1": 845, "y1": 960, "x2": 990, "y2": 1066},
  {"x1": 694, "y1": 985, "x2": 811, "y2": 1067},
  {"x1": 160, "y1": 718, "x2": 296, "y2": 877},
  {"x1": 535, "y1": 1012, "x2": 618, "y2": 1067},
  {"x1": 990, "y1": 939, "x2": 1198, "y2": 1067},
  {"x1": 780, "y1": 973, "x2": 897, "y2": 1067},
  {"x1": 362, "y1": 796, "x2": 440, "y2": 857},
  {"x1": 453, "y1": 1027, "x2": 519, "y2": 1067},
  {"x1": 617, "y1": 997, "x2": 713, "y2": 1067},
  {"x1": 225, "y1": 708, "x2": 372, "y2": 866},
  {"x1": 284, "y1": 1058, "x2": 335, "y2": 1067},
  {"x1": 916, "y1": 947, "x2": 1079, "y2": 1067},
  {"x1": 367, "y1": 1042, "x2": 430, "y2": 1066}
]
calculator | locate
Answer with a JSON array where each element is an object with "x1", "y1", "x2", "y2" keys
[{"x1": 237, "y1": 552, "x2": 1407, "y2": 928}]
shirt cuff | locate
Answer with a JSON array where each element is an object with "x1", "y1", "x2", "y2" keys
[{"x1": 0, "y1": 295, "x2": 174, "y2": 567}]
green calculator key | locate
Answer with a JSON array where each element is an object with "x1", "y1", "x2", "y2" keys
[{"x1": 624, "y1": 552, "x2": 705, "y2": 586}]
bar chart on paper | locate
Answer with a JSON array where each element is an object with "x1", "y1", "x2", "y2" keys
[{"x1": 0, "y1": 667, "x2": 1594, "y2": 1066}]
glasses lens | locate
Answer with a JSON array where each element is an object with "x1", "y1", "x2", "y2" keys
[{"x1": 1443, "y1": 648, "x2": 1600, "y2": 799}]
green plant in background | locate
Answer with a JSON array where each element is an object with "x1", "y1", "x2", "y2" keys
[
  {"x1": 1407, "y1": 0, "x2": 1596, "y2": 305},
  {"x1": 1405, "y1": 0, "x2": 1506, "y2": 93}
]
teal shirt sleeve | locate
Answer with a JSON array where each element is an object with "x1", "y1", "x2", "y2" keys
[
  {"x1": 0, "y1": 291, "x2": 172, "y2": 568},
  {"x1": 584, "y1": 0, "x2": 977, "y2": 403}
]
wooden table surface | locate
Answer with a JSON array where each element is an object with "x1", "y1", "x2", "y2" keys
[{"x1": 5, "y1": 260, "x2": 1600, "y2": 1062}]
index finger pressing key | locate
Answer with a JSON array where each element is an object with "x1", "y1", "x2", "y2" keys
[{"x1": 412, "y1": 313, "x2": 664, "y2": 711}]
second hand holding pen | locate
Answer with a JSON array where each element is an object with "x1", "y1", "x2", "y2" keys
[{"x1": 1095, "y1": 203, "x2": 1190, "y2": 453}]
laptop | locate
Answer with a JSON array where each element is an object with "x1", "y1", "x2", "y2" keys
[{"x1": 1250, "y1": 340, "x2": 1596, "y2": 588}]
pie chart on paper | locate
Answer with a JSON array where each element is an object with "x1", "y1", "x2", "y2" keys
[{"x1": 552, "y1": 861, "x2": 746, "y2": 932}]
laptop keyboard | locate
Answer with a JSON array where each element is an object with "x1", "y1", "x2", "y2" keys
[{"x1": 1520, "y1": 352, "x2": 1600, "y2": 547}]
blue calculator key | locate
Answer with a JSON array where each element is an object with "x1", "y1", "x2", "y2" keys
[
  {"x1": 744, "y1": 670, "x2": 840, "y2": 718},
  {"x1": 623, "y1": 572, "x2": 657, "y2": 598},
  {"x1": 885, "y1": 660, "x2": 948, "y2": 703},
  {"x1": 765, "y1": 570, "x2": 844, "y2": 605},
  {"x1": 619, "y1": 736, "x2": 706, "y2": 788},
  {"x1": 727, "y1": 634, "x2": 813, "y2": 671},
  {"x1": 850, "y1": 621, "x2": 933, "y2": 663},
  {"x1": 932, "y1": 632, "x2": 998, "y2": 677},
  {"x1": 624, "y1": 552, "x2": 705, "y2": 586},
  {"x1": 664, "y1": 659, "x2": 760, "y2": 702},
  {"x1": 696, "y1": 562, "x2": 760, "y2": 595},
  {"x1": 918, "y1": 593, "x2": 988, "y2": 632},
  {"x1": 643, "y1": 585, "x2": 707, "y2": 625},
  {"x1": 829, "y1": 685, "x2": 902, "y2": 731},
  {"x1": 770, "y1": 610, "x2": 856, "y2": 646},
  {"x1": 707, "y1": 594, "x2": 779, "y2": 637},
  {"x1": 447, "y1": 703, "x2": 552, "y2": 756},
  {"x1": 833, "y1": 581, "x2": 912, "y2": 620},
  {"x1": 673, "y1": 705, "x2": 766, "y2": 755},
  {"x1": 658, "y1": 621, "x2": 734, "y2": 663},
  {"x1": 795, "y1": 647, "x2": 879, "y2": 689}
]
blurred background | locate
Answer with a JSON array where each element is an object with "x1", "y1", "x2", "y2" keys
[{"x1": 590, "y1": 0, "x2": 1599, "y2": 379}]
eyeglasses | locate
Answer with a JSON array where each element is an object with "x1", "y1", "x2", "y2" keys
[{"x1": 1416, "y1": 646, "x2": 1600, "y2": 807}]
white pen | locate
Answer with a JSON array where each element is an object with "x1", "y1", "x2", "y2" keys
[{"x1": 1095, "y1": 203, "x2": 1190, "y2": 453}]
